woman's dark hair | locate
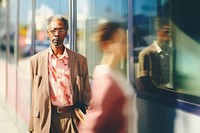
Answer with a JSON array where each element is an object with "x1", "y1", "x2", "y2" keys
[{"x1": 95, "y1": 22, "x2": 122, "y2": 42}]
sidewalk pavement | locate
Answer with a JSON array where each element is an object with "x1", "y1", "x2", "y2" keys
[{"x1": 0, "y1": 104, "x2": 22, "y2": 133}]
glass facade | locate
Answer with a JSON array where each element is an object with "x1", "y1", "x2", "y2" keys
[
  {"x1": 17, "y1": 0, "x2": 32, "y2": 126},
  {"x1": 133, "y1": 0, "x2": 174, "y2": 90},
  {"x1": 0, "y1": 0, "x2": 7, "y2": 102},
  {"x1": 76, "y1": 0, "x2": 129, "y2": 77},
  {"x1": 7, "y1": 0, "x2": 18, "y2": 119},
  {"x1": 0, "y1": 0, "x2": 69, "y2": 132},
  {"x1": 1, "y1": 0, "x2": 200, "y2": 132},
  {"x1": 132, "y1": 0, "x2": 200, "y2": 97}
]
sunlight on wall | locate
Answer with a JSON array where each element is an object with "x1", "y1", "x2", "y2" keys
[{"x1": 174, "y1": 109, "x2": 200, "y2": 133}]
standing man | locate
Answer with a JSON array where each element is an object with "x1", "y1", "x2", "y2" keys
[{"x1": 29, "y1": 15, "x2": 91, "y2": 133}]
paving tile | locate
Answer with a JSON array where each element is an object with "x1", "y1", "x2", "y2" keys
[
  {"x1": 0, "y1": 121, "x2": 21, "y2": 133},
  {"x1": 0, "y1": 105, "x2": 23, "y2": 133}
]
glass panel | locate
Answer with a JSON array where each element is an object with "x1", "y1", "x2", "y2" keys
[
  {"x1": 77, "y1": 0, "x2": 128, "y2": 77},
  {"x1": 7, "y1": 0, "x2": 18, "y2": 114},
  {"x1": 18, "y1": 0, "x2": 32, "y2": 125},
  {"x1": 0, "y1": 0, "x2": 7, "y2": 102},
  {"x1": 133, "y1": 0, "x2": 200, "y2": 97},
  {"x1": 133, "y1": 0, "x2": 174, "y2": 89},
  {"x1": 17, "y1": 0, "x2": 69, "y2": 125},
  {"x1": 34, "y1": 0, "x2": 69, "y2": 55},
  {"x1": 172, "y1": 0, "x2": 200, "y2": 96},
  {"x1": 133, "y1": 0, "x2": 173, "y2": 90}
]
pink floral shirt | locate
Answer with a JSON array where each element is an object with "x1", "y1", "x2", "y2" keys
[{"x1": 48, "y1": 47, "x2": 73, "y2": 106}]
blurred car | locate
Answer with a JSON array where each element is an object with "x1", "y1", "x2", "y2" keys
[{"x1": 21, "y1": 40, "x2": 50, "y2": 57}]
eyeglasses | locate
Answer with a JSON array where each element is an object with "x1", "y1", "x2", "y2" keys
[{"x1": 48, "y1": 29, "x2": 67, "y2": 35}]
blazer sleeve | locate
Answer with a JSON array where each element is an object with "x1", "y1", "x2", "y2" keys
[
  {"x1": 28, "y1": 58, "x2": 34, "y2": 132},
  {"x1": 77, "y1": 57, "x2": 92, "y2": 113}
]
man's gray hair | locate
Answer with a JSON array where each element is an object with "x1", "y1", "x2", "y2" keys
[{"x1": 47, "y1": 14, "x2": 68, "y2": 30}]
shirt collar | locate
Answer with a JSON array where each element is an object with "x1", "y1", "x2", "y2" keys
[
  {"x1": 153, "y1": 41, "x2": 162, "y2": 53},
  {"x1": 48, "y1": 46, "x2": 68, "y2": 59}
]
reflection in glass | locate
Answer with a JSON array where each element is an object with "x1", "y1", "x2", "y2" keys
[
  {"x1": 76, "y1": 0, "x2": 128, "y2": 77},
  {"x1": 17, "y1": 0, "x2": 32, "y2": 125},
  {"x1": 138, "y1": 17, "x2": 173, "y2": 89},
  {"x1": 133, "y1": 0, "x2": 174, "y2": 90},
  {"x1": 133, "y1": 0, "x2": 200, "y2": 97},
  {"x1": 35, "y1": 1, "x2": 69, "y2": 54},
  {"x1": 0, "y1": 0, "x2": 8, "y2": 102}
]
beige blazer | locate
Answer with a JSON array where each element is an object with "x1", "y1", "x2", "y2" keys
[{"x1": 28, "y1": 48, "x2": 91, "y2": 133}]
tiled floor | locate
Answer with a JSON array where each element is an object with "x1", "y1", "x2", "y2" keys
[{"x1": 0, "y1": 105, "x2": 22, "y2": 133}]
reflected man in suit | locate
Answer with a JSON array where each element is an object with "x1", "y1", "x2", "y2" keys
[
  {"x1": 138, "y1": 17, "x2": 173, "y2": 89},
  {"x1": 137, "y1": 17, "x2": 176, "y2": 133}
]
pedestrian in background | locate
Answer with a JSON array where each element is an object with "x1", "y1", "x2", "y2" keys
[{"x1": 78, "y1": 22, "x2": 138, "y2": 133}]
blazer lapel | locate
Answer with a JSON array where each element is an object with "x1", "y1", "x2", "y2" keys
[
  {"x1": 67, "y1": 49, "x2": 78, "y2": 85},
  {"x1": 66, "y1": 49, "x2": 78, "y2": 103},
  {"x1": 41, "y1": 49, "x2": 50, "y2": 96}
]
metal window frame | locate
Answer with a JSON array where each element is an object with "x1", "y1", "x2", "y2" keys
[{"x1": 69, "y1": 0, "x2": 77, "y2": 51}]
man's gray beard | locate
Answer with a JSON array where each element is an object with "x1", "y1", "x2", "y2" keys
[{"x1": 53, "y1": 42, "x2": 63, "y2": 47}]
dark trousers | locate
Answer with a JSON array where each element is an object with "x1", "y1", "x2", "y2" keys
[{"x1": 50, "y1": 109, "x2": 79, "y2": 133}]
